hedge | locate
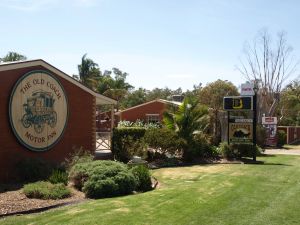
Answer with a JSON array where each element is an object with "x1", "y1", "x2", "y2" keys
[{"x1": 112, "y1": 127, "x2": 147, "y2": 162}]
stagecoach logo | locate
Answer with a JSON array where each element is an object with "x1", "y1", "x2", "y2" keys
[
  {"x1": 229, "y1": 123, "x2": 253, "y2": 144},
  {"x1": 9, "y1": 70, "x2": 68, "y2": 151}
]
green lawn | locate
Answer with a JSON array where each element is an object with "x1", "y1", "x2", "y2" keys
[{"x1": 2, "y1": 155, "x2": 300, "y2": 225}]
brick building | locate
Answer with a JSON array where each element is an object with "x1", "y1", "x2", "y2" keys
[
  {"x1": 0, "y1": 60, "x2": 116, "y2": 182},
  {"x1": 115, "y1": 99, "x2": 181, "y2": 124}
]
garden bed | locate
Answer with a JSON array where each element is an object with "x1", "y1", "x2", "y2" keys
[{"x1": 0, "y1": 184, "x2": 86, "y2": 217}]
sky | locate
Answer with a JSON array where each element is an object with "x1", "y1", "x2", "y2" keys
[{"x1": 1, "y1": 0, "x2": 300, "y2": 91}]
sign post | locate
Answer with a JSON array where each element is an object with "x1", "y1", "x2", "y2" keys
[
  {"x1": 224, "y1": 82, "x2": 257, "y2": 161},
  {"x1": 252, "y1": 91, "x2": 257, "y2": 161}
]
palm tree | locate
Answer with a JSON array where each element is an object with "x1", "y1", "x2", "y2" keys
[
  {"x1": 0, "y1": 52, "x2": 27, "y2": 63},
  {"x1": 77, "y1": 54, "x2": 101, "y2": 91},
  {"x1": 163, "y1": 96, "x2": 210, "y2": 160}
]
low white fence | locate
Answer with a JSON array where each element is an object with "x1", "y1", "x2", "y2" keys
[{"x1": 96, "y1": 132, "x2": 112, "y2": 151}]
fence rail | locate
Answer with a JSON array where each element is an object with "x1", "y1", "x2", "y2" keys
[{"x1": 96, "y1": 132, "x2": 112, "y2": 151}]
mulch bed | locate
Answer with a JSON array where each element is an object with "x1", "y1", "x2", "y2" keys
[{"x1": 0, "y1": 184, "x2": 86, "y2": 217}]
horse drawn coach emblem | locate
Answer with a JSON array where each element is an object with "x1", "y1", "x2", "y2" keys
[{"x1": 21, "y1": 90, "x2": 57, "y2": 134}]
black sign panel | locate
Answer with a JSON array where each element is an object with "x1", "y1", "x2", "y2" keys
[{"x1": 223, "y1": 96, "x2": 253, "y2": 111}]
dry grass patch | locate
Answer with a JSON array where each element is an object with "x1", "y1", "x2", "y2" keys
[
  {"x1": 113, "y1": 208, "x2": 130, "y2": 213},
  {"x1": 158, "y1": 164, "x2": 231, "y2": 180},
  {"x1": 65, "y1": 208, "x2": 87, "y2": 215}
]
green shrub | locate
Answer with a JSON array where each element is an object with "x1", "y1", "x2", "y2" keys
[
  {"x1": 64, "y1": 146, "x2": 93, "y2": 171},
  {"x1": 218, "y1": 142, "x2": 263, "y2": 159},
  {"x1": 112, "y1": 127, "x2": 147, "y2": 162},
  {"x1": 130, "y1": 165, "x2": 152, "y2": 192},
  {"x1": 23, "y1": 181, "x2": 71, "y2": 200},
  {"x1": 69, "y1": 160, "x2": 137, "y2": 198},
  {"x1": 68, "y1": 161, "x2": 94, "y2": 190},
  {"x1": 277, "y1": 130, "x2": 287, "y2": 147},
  {"x1": 218, "y1": 142, "x2": 235, "y2": 159},
  {"x1": 48, "y1": 169, "x2": 68, "y2": 185},
  {"x1": 190, "y1": 132, "x2": 216, "y2": 159},
  {"x1": 144, "y1": 128, "x2": 185, "y2": 157},
  {"x1": 83, "y1": 170, "x2": 136, "y2": 198},
  {"x1": 16, "y1": 158, "x2": 54, "y2": 182},
  {"x1": 231, "y1": 144, "x2": 263, "y2": 158}
]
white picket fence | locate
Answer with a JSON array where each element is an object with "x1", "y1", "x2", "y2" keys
[{"x1": 96, "y1": 132, "x2": 112, "y2": 151}]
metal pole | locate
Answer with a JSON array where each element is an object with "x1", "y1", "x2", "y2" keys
[
  {"x1": 253, "y1": 92, "x2": 257, "y2": 161},
  {"x1": 227, "y1": 111, "x2": 230, "y2": 145}
]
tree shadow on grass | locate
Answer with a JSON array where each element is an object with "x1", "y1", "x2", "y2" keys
[
  {"x1": 149, "y1": 154, "x2": 292, "y2": 169},
  {"x1": 259, "y1": 153, "x2": 276, "y2": 157},
  {"x1": 241, "y1": 157, "x2": 291, "y2": 166}
]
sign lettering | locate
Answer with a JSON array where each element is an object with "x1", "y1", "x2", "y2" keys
[
  {"x1": 224, "y1": 96, "x2": 253, "y2": 111},
  {"x1": 9, "y1": 70, "x2": 68, "y2": 151}
]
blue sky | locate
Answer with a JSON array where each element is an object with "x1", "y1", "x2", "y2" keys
[{"x1": 1, "y1": 0, "x2": 300, "y2": 90}]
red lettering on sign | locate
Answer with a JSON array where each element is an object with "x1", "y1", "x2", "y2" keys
[
  {"x1": 25, "y1": 132, "x2": 45, "y2": 143},
  {"x1": 20, "y1": 82, "x2": 31, "y2": 94}
]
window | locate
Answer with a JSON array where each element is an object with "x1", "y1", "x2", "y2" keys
[{"x1": 146, "y1": 114, "x2": 160, "y2": 123}]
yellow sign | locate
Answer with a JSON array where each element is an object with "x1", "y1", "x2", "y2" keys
[
  {"x1": 9, "y1": 70, "x2": 68, "y2": 151},
  {"x1": 232, "y1": 98, "x2": 243, "y2": 109},
  {"x1": 229, "y1": 123, "x2": 253, "y2": 144}
]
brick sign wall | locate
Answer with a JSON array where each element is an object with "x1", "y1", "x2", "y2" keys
[{"x1": 0, "y1": 65, "x2": 95, "y2": 182}]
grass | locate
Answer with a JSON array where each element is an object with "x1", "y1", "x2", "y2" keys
[{"x1": 2, "y1": 155, "x2": 300, "y2": 225}]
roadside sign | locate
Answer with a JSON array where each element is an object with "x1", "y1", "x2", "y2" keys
[
  {"x1": 262, "y1": 117, "x2": 277, "y2": 125},
  {"x1": 224, "y1": 96, "x2": 253, "y2": 111},
  {"x1": 241, "y1": 83, "x2": 254, "y2": 96},
  {"x1": 262, "y1": 117, "x2": 278, "y2": 147},
  {"x1": 229, "y1": 123, "x2": 253, "y2": 144},
  {"x1": 229, "y1": 118, "x2": 253, "y2": 123},
  {"x1": 223, "y1": 87, "x2": 258, "y2": 160}
]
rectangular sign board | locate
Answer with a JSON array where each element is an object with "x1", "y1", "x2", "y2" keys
[
  {"x1": 229, "y1": 118, "x2": 253, "y2": 123},
  {"x1": 229, "y1": 123, "x2": 253, "y2": 144},
  {"x1": 262, "y1": 117, "x2": 277, "y2": 125},
  {"x1": 224, "y1": 96, "x2": 253, "y2": 111},
  {"x1": 241, "y1": 83, "x2": 254, "y2": 96},
  {"x1": 234, "y1": 118, "x2": 253, "y2": 123}
]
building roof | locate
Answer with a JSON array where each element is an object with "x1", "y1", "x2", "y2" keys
[
  {"x1": 115, "y1": 99, "x2": 181, "y2": 115},
  {"x1": 0, "y1": 59, "x2": 117, "y2": 105}
]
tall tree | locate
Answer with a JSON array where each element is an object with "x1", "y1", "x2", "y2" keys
[
  {"x1": 277, "y1": 80, "x2": 300, "y2": 125},
  {"x1": 185, "y1": 83, "x2": 202, "y2": 99},
  {"x1": 146, "y1": 87, "x2": 182, "y2": 102},
  {"x1": 237, "y1": 29, "x2": 298, "y2": 119},
  {"x1": 97, "y1": 68, "x2": 133, "y2": 110},
  {"x1": 0, "y1": 52, "x2": 27, "y2": 62},
  {"x1": 199, "y1": 79, "x2": 239, "y2": 144},
  {"x1": 77, "y1": 54, "x2": 101, "y2": 91},
  {"x1": 120, "y1": 88, "x2": 147, "y2": 109}
]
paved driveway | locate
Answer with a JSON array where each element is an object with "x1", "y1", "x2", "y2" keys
[{"x1": 265, "y1": 149, "x2": 300, "y2": 156}]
